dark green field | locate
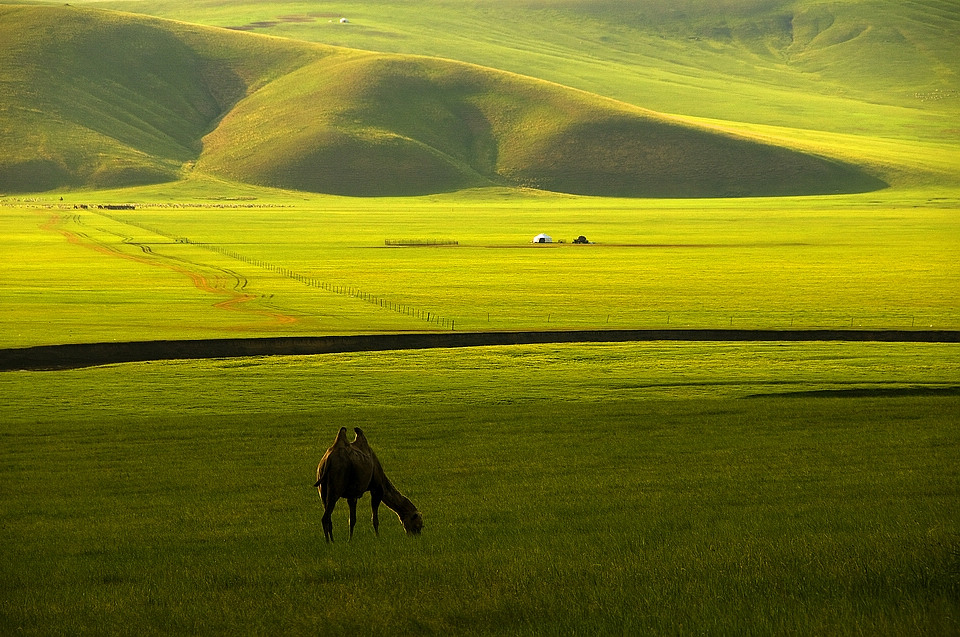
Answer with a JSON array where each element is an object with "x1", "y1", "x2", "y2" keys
[{"x1": 2, "y1": 346, "x2": 959, "y2": 634}]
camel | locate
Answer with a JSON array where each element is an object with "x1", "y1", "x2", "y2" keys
[{"x1": 314, "y1": 427, "x2": 423, "y2": 542}]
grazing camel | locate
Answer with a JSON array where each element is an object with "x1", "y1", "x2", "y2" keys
[{"x1": 314, "y1": 427, "x2": 423, "y2": 542}]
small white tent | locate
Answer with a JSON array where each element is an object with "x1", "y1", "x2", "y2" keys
[{"x1": 532, "y1": 233, "x2": 553, "y2": 244}]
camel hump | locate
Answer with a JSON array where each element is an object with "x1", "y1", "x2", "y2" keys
[
  {"x1": 332, "y1": 426, "x2": 349, "y2": 447},
  {"x1": 353, "y1": 427, "x2": 370, "y2": 448}
]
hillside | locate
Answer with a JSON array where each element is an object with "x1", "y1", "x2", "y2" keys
[
  {"x1": 0, "y1": 5, "x2": 319, "y2": 191},
  {"x1": 1, "y1": 4, "x2": 886, "y2": 196},
  {"x1": 85, "y1": 0, "x2": 959, "y2": 143},
  {"x1": 198, "y1": 52, "x2": 884, "y2": 197}
]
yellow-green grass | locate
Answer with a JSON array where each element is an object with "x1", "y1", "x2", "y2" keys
[
  {"x1": 2, "y1": 4, "x2": 894, "y2": 197},
  {"x1": 2, "y1": 346, "x2": 958, "y2": 633},
  {"x1": 2, "y1": 185, "x2": 957, "y2": 348},
  {"x1": 0, "y1": 4, "x2": 322, "y2": 191},
  {"x1": 676, "y1": 117, "x2": 960, "y2": 190},
  {"x1": 75, "y1": 0, "x2": 960, "y2": 147},
  {"x1": 198, "y1": 50, "x2": 884, "y2": 197},
  {"x1": 1, "y1": 3, "x2": 957, "y2": 633}
]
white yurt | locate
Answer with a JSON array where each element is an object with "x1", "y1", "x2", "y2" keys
[{"x1": 532, "y1": 233, "x2": 553, "y2": 243}]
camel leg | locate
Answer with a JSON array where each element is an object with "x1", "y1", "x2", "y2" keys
[
  {"x1": 322, "y1": 498, "x2": 337, "y2": 543},
  {"x1": 371, "y1": 493, "x2": 382, "y2": 537},
  {"x1": 348, "y1": 498, "x2": 358, "y2": 540}
]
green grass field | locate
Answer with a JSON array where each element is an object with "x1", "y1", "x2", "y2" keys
[
  {"x1": 2, "y1": 0, "x2": 959, "y2": 633},
  {"x1": 5, "y1": 1, "x2": 959, "y2": 196},
  {"x1": 60, "y1": 0, "x2": 960, "y2": 164},
  {"x1": 2, "y1": 346, "x2": 959, "y2": 634},
  {"x1": 0, "y1": 344, "x2": 960, "y2": 634},
  {"x1": 2, "y1": 188, "x2": 957, "y2": 633},
  {"x1": 2, "y1": 187, "x2": 957, "y2": 347}
]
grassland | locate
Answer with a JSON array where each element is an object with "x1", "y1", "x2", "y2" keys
[
  {"x1": 2, "y1": 346, "x2": 959, "y2": 634},
  {"x1": 2, "y1": 184, "x2": 957, "y2": 632},
  {"x1": 72, "y1": 0, "x2": 960, "y2": 156},
  {"x1": 2, "y1": 188, "x2": 958, "y2": 348},
  {"x1": 2, "y1": 0, "x2": 959, "y2": 634},
  {"x1": 4, "y1": 3, "x2": 940, "y2": 197}
]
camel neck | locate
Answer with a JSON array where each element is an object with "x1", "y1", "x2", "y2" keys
[{"x1": 381, "y1": 481, "x2": 417, "y2": 517}]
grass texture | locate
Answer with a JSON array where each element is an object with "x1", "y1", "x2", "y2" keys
[
  {"x1": 2, "y1": 189, "x2": 957, "y2": 348},
  {"x1": 2, "y1": 344, "x2": 959, "y2": 634},
  {"x1": 1, "y1": 3, "x2": 958, "y2": 633}
]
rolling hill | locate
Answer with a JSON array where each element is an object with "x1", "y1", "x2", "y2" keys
[
  {"x1": 0, "y1": 5, "x2": 318, "y2": 191},
  {"x1": 86, "y1": 0, "x2": 959, "y2": 143},
  {"x1": 1, "y1": 4, "x2": 888, "y2": 196}
]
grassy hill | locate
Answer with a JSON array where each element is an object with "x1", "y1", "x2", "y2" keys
[
  {"x1": 85, "y1": 0, "x2": 958, "y2": 141},
  {"x1": 1, "y1": 4, "x2": 888, "y2": 197},
  {"x1": 198, "y1": 51, "x2": 884, "y2": 196},
  {"x1": 0, "y1": 5, "x2": 317, "y2": 191}
]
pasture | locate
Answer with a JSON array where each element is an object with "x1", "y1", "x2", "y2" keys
[
  {"x1": 1, "y1": 187, "x2": 959, "y2": 632},
  {"x1": 2, "y1": 187, "x2": 959, "y2": 348},
  {"x1": 2, "y1": 0, "x2": 959, "y2": 633},
  {"x1": 2, "y1": 344, "x2": 959, "y2": 634}
]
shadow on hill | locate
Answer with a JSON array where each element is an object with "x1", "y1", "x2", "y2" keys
[
  {"x1": 199, "y1": 52, "x2": 887, "y2": 198},
  {"x1": 745, "y1": 386, "x2": 960, "y2": 399},
  {"x1": 2, "y1": 5, "x2": 887, "y2": 198},
  {"x1": 501, "y1": 116, "x2": 887, "y2": 198},
  {"x1": 0, "y1": 160, "x2": 76, "y2": 193}
]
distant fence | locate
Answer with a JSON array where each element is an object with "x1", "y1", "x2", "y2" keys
[
  {"x1": 385, "y1": 239, "x2": 458, "y2": 246},
  {"x1": 92, "y1": 210, "x2": 459, "y2": 330},
  {"x1": 2, "y1": 329, "x2": 957, "y2": 371}
]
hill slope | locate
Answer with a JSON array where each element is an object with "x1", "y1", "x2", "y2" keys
[
  {"x1": 94, "y1": 0, "x2": 958, "y2": 144},
  {"x1": 0, "y1": 5, "x2": 885, "y2": 197},
  {"x1": 0, "y1": 5, "x2": 319, "y2": 192}
]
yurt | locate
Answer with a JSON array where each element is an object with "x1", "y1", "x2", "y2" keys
[{"x1": 532, "y1": 233, "x2": 553, "y2": 243}]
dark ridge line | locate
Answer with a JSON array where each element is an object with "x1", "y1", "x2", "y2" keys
[
  {"x1": 1, "y1": 329, "x2": 957, "y2": 372},
  {"x1": 744, "y1": 386, "x2": 960, "y2": 399}
]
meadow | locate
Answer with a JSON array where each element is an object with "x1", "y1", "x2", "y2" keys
[
  {"x1": 2, "y1": 187, "x2": 957, "y2": 348},
  {"x1": 2, "y1": 189, "x2": 958, "y2": 633},
  {"x1": 2, "y1": 0, "x2": 959, "y2": 633},
  {"x1": 2, "y1": 345, "x2": 959, "y2": 634}
]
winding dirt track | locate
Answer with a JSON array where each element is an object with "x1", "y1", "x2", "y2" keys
[
  {"x1": 40, "y1": 211, "x2": 298, "y2": 326},
  {"x1": 1, "y1": 329, "x2": 957, "y2": 371}
]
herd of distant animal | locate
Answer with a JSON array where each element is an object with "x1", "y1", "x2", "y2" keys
[{"x1": 315, "y1": 427, "x2": 423, "y2": 542}]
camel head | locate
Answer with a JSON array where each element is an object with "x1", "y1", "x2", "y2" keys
[{"x1": 402, "y1": 510, "x2": 424, "y2": 535}]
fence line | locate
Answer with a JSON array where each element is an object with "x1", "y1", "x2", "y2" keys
[
  {"x1": 92, "y1": 211, "x2": 458, "y2": 330},
  {"x1": 87, "y1": 211, "x2": 953, "y2": 333},
  {"x1": 385, "y1": 238, "x2": 458, "y2": 246}
]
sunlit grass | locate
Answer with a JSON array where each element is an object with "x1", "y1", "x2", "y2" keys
[
  {"x1": 80, "y1": 0, "x2": 960, "y2": 152},
  {"x1": 6, "y1": 2, "x2": 957, "y2": 195},
  {"x1": 2, "y1": 2, "x2": 958, "y2": 634},
  {"x1": 3, "y1": 186, "x2": 956, "y2": 347}
]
